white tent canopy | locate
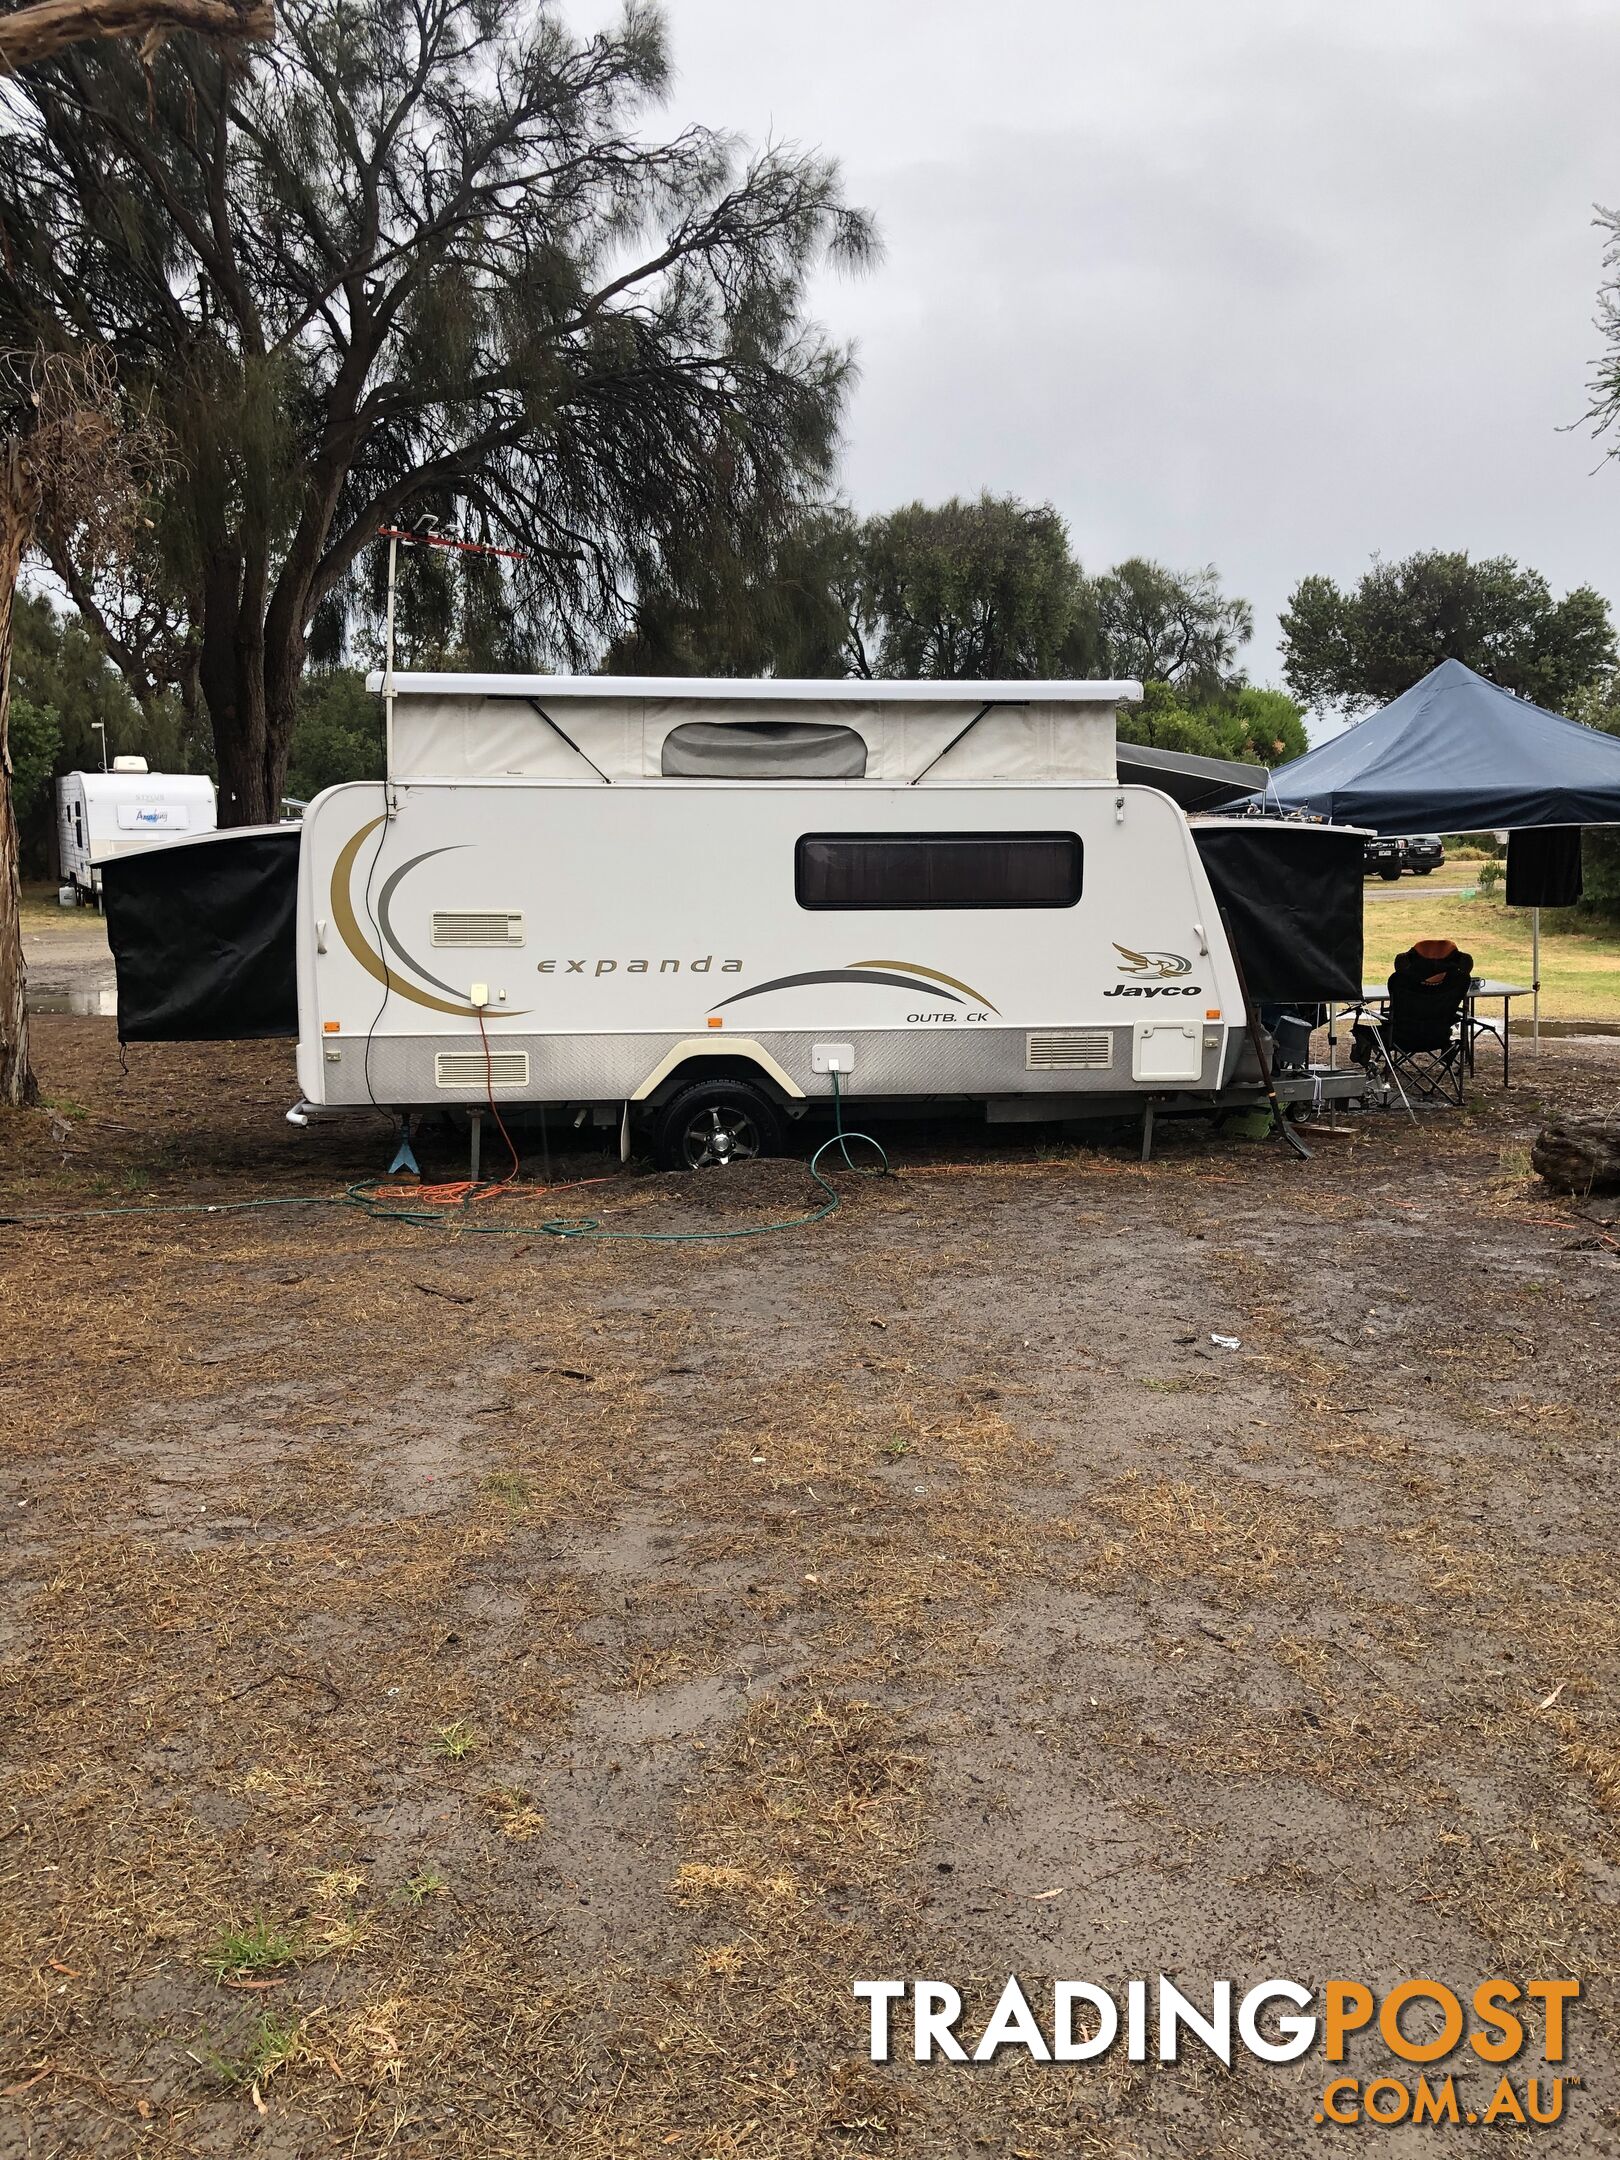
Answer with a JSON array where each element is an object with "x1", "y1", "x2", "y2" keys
[{"x1": 369, "y1": 672, "x2": 1141, "y2": 785}]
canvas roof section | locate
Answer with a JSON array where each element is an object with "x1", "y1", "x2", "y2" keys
[{"x1": 374, "y1": 674, "x2": 1141, "y2": 784}]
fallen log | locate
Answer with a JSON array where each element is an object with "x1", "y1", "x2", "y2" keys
[{"x1": 1532, "y1": 1117, "x2": 1620, "y2": 1193}]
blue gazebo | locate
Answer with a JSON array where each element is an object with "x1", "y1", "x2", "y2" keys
[{"x1": 1232, "y1": 658, "x2": 1620, "y2": 1046}]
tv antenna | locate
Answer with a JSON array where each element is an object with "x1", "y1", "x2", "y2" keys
[{"x1": 376, "y1": 519, "x2": 529, "y2": 796}]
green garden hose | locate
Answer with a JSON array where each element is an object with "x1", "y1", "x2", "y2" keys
[{"x1": 2, "y1": 1073, "x2": 889, "y2": 1243}]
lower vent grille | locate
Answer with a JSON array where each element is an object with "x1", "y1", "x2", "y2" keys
[
  {"x1": 435, "y1": 1050, "x2": 530, "y2": 1088},
  {"x1": 1026, "y1": 1029, "x2": 1113, "y2": 1072},
  {"x1": 432, "y1": 909, "x2": 524, "y2": 947}
]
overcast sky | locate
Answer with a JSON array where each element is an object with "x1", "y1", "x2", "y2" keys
[{"x1": 586, "y1": 0, "x2": 1620, "y2": 727}]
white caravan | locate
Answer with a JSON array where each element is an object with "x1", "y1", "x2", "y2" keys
[
  {"x1": 291, "y1": 676, "x2": 1274, "y2": 1166},
  {"x1": 57, "y1": 760, "x2": 217, "y2": 901}
]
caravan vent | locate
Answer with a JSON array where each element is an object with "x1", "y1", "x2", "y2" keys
[
  {"x1": 1025, "y1": 1029, "x2": 1113, "y2": 1072},
  {"x1": 435, "y1": 1050, "x2": 530, "y2": 1089},
  {"x1": 431, "y1": 910, "x2": 524, "y2": 948}
]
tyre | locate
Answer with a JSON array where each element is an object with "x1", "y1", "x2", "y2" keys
[
  {"x1": 1380, "y1": 867, "x2": 1401, "y2": 881},
  {"x1": 1413, "y1": 865, "x2": 1433, "y2": 875},
  {"x1": 654, "y1": 1076, "x2": 783, "y2": 1172}
]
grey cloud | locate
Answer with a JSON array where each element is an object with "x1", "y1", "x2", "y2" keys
[{"x1": 604, "y1": 0, "x2": 1620, "y2": 714}]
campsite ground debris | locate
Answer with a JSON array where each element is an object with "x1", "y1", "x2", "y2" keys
[{"x1": 2, "y1": 1016, "x2": 1619, "y2": 2156}]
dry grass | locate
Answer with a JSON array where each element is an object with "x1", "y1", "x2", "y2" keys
[
  {"x1": 2, "y1": 1021, "x2": 1619, "y2": 2151},
  {"x1": 1365, "y1": 885, "x2": 1620, "y2": 1020},
  {"x1": 1084, "y1": 1472, "x2": 1339, "y2": 1605}
]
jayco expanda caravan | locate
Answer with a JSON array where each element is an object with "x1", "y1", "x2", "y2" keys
[
  {"x1": 290, "y1": 676, "x2": 1359, "y2": 1164},
  {"x1": 102, "y1": 675, "x2": 1364, "y2": 1167}
]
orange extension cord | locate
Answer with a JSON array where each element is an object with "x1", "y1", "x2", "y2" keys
[{"x1": 386, "y1": 1008, "x2": 615, "y2": 1212}]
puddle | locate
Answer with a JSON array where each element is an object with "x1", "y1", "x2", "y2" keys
[
  {"x1": 1509, "y1": 1019, "x2": 1620, "y2": 1039},
  {"x1": 27, "y1": 987, "x2": 118, "y2": 1017}
]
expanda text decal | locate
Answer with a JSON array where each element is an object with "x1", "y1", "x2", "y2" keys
[
  {"x1": 854, "y1": 1976, "x2": 1581, "y2": 2129},
  {"x1": 536, "y1": 956, "x2": 744, "y2": 976}
]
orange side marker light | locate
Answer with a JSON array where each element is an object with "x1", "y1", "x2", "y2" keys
[
  {"x1": 707, "y1": 1015, "x2": 724, "y2": 1028},
  {"x1": 323, "y1": 1020, "x2": 342, "y2": 1033}
]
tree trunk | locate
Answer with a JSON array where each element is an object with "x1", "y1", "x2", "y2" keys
[
  {"x1": 196, "y1": 532, "x2": 314, "y2": 826},
  {"x1": 0, "y1": 447, "x2": 41, "y2": 1110},
  {"x1": 260, "y1": 613, "x2": 305, "y2": 820},
  {"x1": 203, "y1": 639, "x2": 303, "y2": 826},
  {"x1": 198, "y1": 550, "x2": 271, "y2": 824}
]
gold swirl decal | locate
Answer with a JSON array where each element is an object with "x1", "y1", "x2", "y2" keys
[
  {"x1": 848, "y1": 960, "x2": 1000, "y2": 1014},
  {"x1": 329, "y1": 816, "x2": 483, "y2": 1018}
]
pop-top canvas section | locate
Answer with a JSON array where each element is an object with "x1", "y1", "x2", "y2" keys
[{"x1": 372, "y1": 674, "x2": 1139, "y2": 784}]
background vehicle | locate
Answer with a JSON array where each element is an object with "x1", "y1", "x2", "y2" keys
[
  {"x1": 56, "y1": 760, "x2": 217, "y2": 904},
  {"x1": 1362, "y1": 833, "x2": 1445, "y2": 879}
]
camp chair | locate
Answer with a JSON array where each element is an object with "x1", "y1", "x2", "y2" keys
[{"x1": 1355, "y1": 940, "x2": 1474, "y2": 1105}]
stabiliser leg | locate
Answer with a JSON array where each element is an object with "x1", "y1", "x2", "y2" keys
[{"x1": 387, "y1": 1115, "x2": 420, "y2": 1178}]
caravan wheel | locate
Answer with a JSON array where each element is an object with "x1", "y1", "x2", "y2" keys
[{"x1": 655, "y1": 1078, "x2": 783, "y2": 1172}]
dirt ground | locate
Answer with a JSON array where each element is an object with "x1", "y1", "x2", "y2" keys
[{"x1": 2, "y1": 1014, "x2": 1619, "y2": 2159}]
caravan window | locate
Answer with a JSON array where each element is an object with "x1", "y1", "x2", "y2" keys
[
  {"x1": 796, "y1": 831, "x2": 1082, "y2": 910},
  {"x1": 662, "y1": 720, "x2": 867, "y2": 778}
]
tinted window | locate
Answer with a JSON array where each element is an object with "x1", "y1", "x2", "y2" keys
[{"x1": 796, "y1": 831, "x2": 1082, "y2": 910}]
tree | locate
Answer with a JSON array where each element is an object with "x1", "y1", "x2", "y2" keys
[
  {"x1": 1564, "y1": 678, "x2": 1620, "y2": 925},
  {"x1": 283, "y1": 664, "x2": 381, "y2": 802},
  {"x1": 7, "y1": 693, "x2": 60, "y2": 831},
  {"x1": 0, "y1": 347, "x2": 166, "y2": 1106},
  {"x1": 1090, "y1": 558, "x2": 1253, "y2": 694},
  {"x1": 604, "y1": 495, "x2": 1269, "y2": 731},
  {"x1": 1115, "y1": 681, "x2": 1307, "y2": 769},
  {"x1": 5, "y1": 591, "x2": 206, "y2": 876},
  {"x1": 11, "y1": 586, "x2": 182, "y2": 759},
  {"x1": 1584, "y1": 202, "x2": 1620, "y2": 467},
  {"x1": 0, "y1": 0, "x2": 270, "y2": 66},
  {"x1": 605, "y1": 508, "x2": 861, "y2": 677},
  {"x1": 605, "y1": 493, "x2": 1096, "y2": 681},
  {"x1": 0, "y1": 0, "x2": 873, "y2": 823},
  {"x1": 1279, "y1": 552, "x2": 1615, "y2": 716},
  {"x1": 0, "y1": 0, "x2": 264, "y2": 1112},
  {"x1": 848, "y1": 495, "x2": 1090, "y2": 679}
]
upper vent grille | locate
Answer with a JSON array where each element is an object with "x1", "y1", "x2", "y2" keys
[
  {"x1": 435, "y1": 1050, "x2": 530, "y2": 1089},
  {"x1": 1026, "y1": 1029, "x2": 1113, "y2": 1072},
  {"x1": 431, "y1": 910, "x2": 524, "y2": 948}
]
